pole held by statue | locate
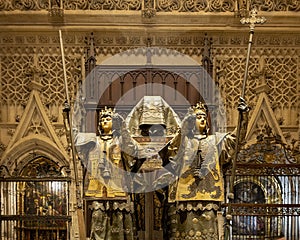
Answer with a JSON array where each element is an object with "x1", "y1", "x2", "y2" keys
[
  {"x1": 59, "y1": 29, "x2": 86, "y2": 240},
  {"x1": 224, "y1": 8, "x2": 266, "y2": 240}
]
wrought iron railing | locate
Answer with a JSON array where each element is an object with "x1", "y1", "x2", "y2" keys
[{"x1": 0, "y1": 177, "x2": 71, "y2": 240}]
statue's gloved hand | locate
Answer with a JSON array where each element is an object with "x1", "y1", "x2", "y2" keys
[{"x1": 237, "y1": 96, "x2": 250, "y2": 112}]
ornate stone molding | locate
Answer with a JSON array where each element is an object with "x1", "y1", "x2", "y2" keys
[
  {"x1": 142, "y1": 0, "x2": 156, "y2": 19},
  {"x1": 0, "y1": 0, "x2": 298, "y2": 12},
  {"x1": 1, "y1": 33, "x2": 299, "y2": 48},
  {"x1": 0, "y1": 0, "x2": 142, "y2": 11}
]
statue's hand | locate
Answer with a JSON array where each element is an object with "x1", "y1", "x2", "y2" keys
[
  {"x1": 237, "y1": 97, "x2": 250, "y2": 112},
  {"x1": 181, "y1": 114, "x2": 196, "y2": 138},
  {"x1": 112, "y1": 113, "x2": 124, "y2": 136}
]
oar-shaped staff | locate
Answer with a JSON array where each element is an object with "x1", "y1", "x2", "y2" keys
[
  {"x1": 224, "y1": 8, "x2": 266, "y2": 240},
  {"x1": 59, "y1": 30, "x2": 86, "y2": 240}
]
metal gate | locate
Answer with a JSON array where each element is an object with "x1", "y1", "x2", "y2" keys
[
  {"x1": 226, "y1": 130, "x2": 300, "y2": 240},
  {"x1": 0, "y1": 156, "x2": 71, "y2": 240}
]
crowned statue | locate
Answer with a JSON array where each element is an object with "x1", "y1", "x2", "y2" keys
[
  {"x1": 75, "y1": 95, "x2": 248, "y2": 240},
  {"x1": 75, "y1": 106, "x2": 137, "y2": 240},
  {"x1": 160, "y1": 98, "x2": 249, "y2": 239}
]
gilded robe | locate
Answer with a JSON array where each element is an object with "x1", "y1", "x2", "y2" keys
[
  {"x1": 75, "y1": 130, "x2": 137, "y2": 240},
  {"x1": 165, "y1": 132, "x2": 236, "y2": 240}
]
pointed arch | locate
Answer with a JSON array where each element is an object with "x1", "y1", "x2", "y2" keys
[{"x1": 1, "y1": 136, "x2": 69, "y2": 175}]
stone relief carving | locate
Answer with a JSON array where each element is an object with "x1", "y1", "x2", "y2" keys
[
  {"x1": 156, "y1": 0, "x2": 234, "y2": 12},
  {"x1": 0, "y1": 33, "x2": 299, "y2": 48},
  {"x1": 214, "y1": 47, "x2": 299, "y2": 129},
  {"x1": 0, "y1": 32, "x2": 298, "y2": 163},
  {"x1": 0, "y1": 0, "x2": 299, "y2": 12}
]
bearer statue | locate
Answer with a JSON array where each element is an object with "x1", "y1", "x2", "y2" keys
[
  {"x1": 75, "y1": 107, "x2": 137, "y2": 240},
  {"x1": 160, "y1": 98, "x2": 249, "y2": 239}
]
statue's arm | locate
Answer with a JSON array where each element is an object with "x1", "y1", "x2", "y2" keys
[
  {"x1": 159, "y1": 112, "x2": 195, "y2": 175},
  {"x1": 112, "y1": 113, "x2": 139, "y2": 171},
  {"x1": 74, "y1": 133, "x2": 97, "y2": 168},
  {"x1": 121, "y1": 129, "x2": 139, "y2": 171},
  {"x1": 237, "y1": 96, "x2": 250, "y2": 141},
  {"x1": 159, "y1": 128, "x2": 181, "y2": 165},
  {"x1": 219, "y1": 97, "x2": 250, "y2": 166}
]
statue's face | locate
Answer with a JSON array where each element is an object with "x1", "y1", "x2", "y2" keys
[
  {"x1": 100, "y1": 115, "x2": 112, "y2": 134},
  {"x1": 195, "y1": 109, "x2": 207, "y2": 133}
]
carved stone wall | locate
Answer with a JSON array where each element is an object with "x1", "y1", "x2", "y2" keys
[
  {"x1": 214, "y1": 46, "x2": 299, "y2": 126},
  {"x1": 0, "y1": 1, "x2": 299, "y2": 238},
  {"x1": 0, "y1": 0, "x2": 299, "y2": 12}
]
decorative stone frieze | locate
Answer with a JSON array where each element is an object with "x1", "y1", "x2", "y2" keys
[{"x1": 0, "y1": 0, "x2": 299, "y2": 12}]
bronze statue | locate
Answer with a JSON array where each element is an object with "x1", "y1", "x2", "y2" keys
[
  {"x1": 76, "y1": 96, "x2": 248, "y2": 239},
  {"x1": 160, "y1": 98, "x2": 249, "y2": 239},
  {"x1": 75, "y1": 107, "x2": 137, "y2": 240}
]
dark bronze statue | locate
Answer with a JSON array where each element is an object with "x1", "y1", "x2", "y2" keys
[
  {"x1": 160, "y1": 99, "x2": 249, "y2": 239},
  {"x1": 76, "y1": 107, "x2": 137, "y2": 240},
  {"x1": 76, "y1": 96, "x2": 248, "y2": 240}
]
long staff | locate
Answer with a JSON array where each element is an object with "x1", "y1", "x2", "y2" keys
[
  {"x1": 224, "y1": 8, "x2": 265, "y2": 240},
  {"x1": 59, "y1": 29, "x2": 86, "y2": 240}
]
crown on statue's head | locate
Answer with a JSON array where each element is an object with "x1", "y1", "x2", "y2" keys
[
  {"x1": 99, "y1": 106, "x2": 114, "y2": 119},
  {"x1": 192, "y1": 102, "x2": 208, "y2": 114}
]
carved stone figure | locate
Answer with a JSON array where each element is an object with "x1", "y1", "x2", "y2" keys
[
  {"x1": 75, "y1": 107, "x2": 137, "y2": 239},
  {"x1": 160, "y1": 99, "x2": 249, "y2": 239}
]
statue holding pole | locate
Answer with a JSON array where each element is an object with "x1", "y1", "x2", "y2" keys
[{"x1": 159, "y1": 99, "x2": 249, "y2": 239}]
